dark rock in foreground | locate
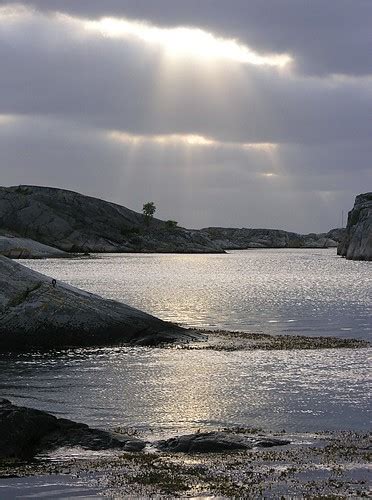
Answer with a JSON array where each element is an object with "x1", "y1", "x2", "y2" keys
[
  {"x1": 0, "y1": 185, "x2": 223, "y2": 254},
  {"x1": 157, "y1": 431, "x2": 290, "y2": 453},
  {"x1": 0, "y1": 256, "x2": 199, "y2": 350},
  {"x1": 0, "y1": 399, "x2": 145, "y2": 460},
  {"x1": 0, "y1": 400, "x2": 289, "y2": 460},
  {"x1": 337, "y1": 192, "x2": 372, "y2": 260}
]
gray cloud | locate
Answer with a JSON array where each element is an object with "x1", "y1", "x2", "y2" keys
[
  {"x1": 0, "y1": 2, "x2": 371, "y2": 232},
  {"x1": 3, "y1": 0, "x2": 371, "y2": 76}
]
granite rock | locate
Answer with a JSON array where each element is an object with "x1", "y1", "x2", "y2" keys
[
  {"x1": 0, "y1": 256, "x2": 199, "y2": 350},
  {"x1": 337, "y1": 193, "x2": 372, "y2": 260},
  {"x1": 201, "y1": 227, "x2": 344, "y2": 250},
  {"x1": 0, "y1": 185, "x2": 223, "y2": 254},
  {"x1": 156, "y1": 431, "x2": 290, "y2": 453},
  {"x1": 0, "y1": 399, "x2": 145, "y2": 459},
  {"x1": 0, "y1": 233, "x2": 68, "y2": 259}
]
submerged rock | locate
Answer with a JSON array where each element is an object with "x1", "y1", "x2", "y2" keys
[
  {"x1": 0, "y1": 256, "x2": 199, "y2": 350},
  {"x1": 156, "y1": 431, "x2": 290, "y2": 453},
  {"x1": 0, "y1": 399, "x2": 145, "y2": 459},
  {"x1": 337, "y1": 193, "x2": 372, "y2": 260}
]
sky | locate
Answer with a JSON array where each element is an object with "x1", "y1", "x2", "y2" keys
[{"x1": 0, "y1": 1, "x2": 371, "y2": 232}]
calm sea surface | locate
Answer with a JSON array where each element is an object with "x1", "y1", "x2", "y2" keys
[{"x1": 1, "y1": 249, "x2": 371, "y2": 434}]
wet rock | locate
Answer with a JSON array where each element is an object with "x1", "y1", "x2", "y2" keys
[
  {"x1": 0, "y1": 399, "x2": 145, "y2": 459},
  {"x1": 0, "y1": 256, "x2": 200, "y2": 350},
  {"x1": 337, "y1": 192, "x2": 372, "y2": 260},
  {"x1": 156, "y1": 431, "x2": 290, "y2": 453}
]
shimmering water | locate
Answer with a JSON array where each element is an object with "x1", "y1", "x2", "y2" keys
[
  {"x1": 22, "y1": 248, "x2": 371, "y2": 339},
  {"x1": 1, "y1": 249, "x2": 371, "y2": 434},
  {"x1": 0, "y1": 348, "x2": 370, "y2": 434}
]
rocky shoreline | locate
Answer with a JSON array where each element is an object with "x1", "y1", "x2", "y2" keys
[
  {"x1": 0, "y1": 255, "x2": 201, "y2": 351},
  {"x1": 0, "y1": 403, "x2": 370, "y2": 498}
]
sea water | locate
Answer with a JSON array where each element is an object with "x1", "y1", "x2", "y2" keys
[{"x1": 1, "y1": 249, "x2": 370, "y2": 433}]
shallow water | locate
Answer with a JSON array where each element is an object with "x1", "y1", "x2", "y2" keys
[{"x1": 1, "y1": 249, "x2": 370, "y2": 434}]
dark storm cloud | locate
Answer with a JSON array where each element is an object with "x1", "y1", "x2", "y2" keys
[
  {"x1": 0, "y1": 2, "x2": 371, "y2": 232},
  {"x1": 3, "y1": 0, "x2": 372, "y2": 76}
]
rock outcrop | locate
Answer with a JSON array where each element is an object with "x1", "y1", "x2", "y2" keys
[
  {"x1": 0, "y1": 185, "x2": 223, "y2": 254},
  {"x1": 337, "y1": 193, "x2": 372, "y2": 260},
  {"x1": 0, "y1": 399, "x2": 145, "y2": 459},
  {"x1": 157, "y1": 431, "x2": 290, "y2": 453},
  {"x1": 0, "y1": 256, "x2": 199, "y2": 350},
  {"x1": 0, "y1": 233, "x2": 68, "y2": 259},
  {"x1": 201, "y1": 227, "x2": 344, "y2": 250}
]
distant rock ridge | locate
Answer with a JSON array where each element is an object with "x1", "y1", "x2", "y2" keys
[
  {"x1": 0, "y1": 255, "x2": 199, "y2": 350},
  {"x1": 200, "y1": 227, "x2": 345, "y2": 250},
  {"x1": 337, "y1": 193, "x2": 372, "y2": 260}
]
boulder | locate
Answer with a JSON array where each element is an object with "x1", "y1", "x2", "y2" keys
[
  {"x1": 0, "y1": 256, "x2": 199, "y2": 350},
  {"x1": 0, "y1": 399, "x2": 145, "y2": 459},
  {"x1": 337, "y1": 193, "x2": 372, "y2": 260},
  {"x1": 156, "y1": 431, "x2": 290, "y2": 453}
]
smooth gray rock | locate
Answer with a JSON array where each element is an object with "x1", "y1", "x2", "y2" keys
[
  {"x1": 201, "y1": 227, "x2": 345, "y2": 250},
  {"x1": 156, "y1": 431, "x2": 290, "y2": 453},
  {"x1": 337, "y1": 193, "x2": 372, "y2": 260},
  {"x1": 0, "y1": 256, "x2": 199, "y2": 350},
  {"x1": 0, "y1": 399, "x2": 145, "y2": 459},
  {"x1": 0, "y1": 234, "x2": 68, "y2": 259},
  {"x1": 0, "y1": 185, "x2": 223, "y2": 254}
]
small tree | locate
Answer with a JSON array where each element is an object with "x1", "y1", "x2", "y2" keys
[
  {"x1": 143, "y1": 201, "x2": 156, "y2": 226},
  {"x1": 165, "y1": 220, "x2": 178, "y2": 230}
]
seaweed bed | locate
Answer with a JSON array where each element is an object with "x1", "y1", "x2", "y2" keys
[
  {"x1": 177, "y1": 329, "x2": 370, "y2": 351},
  {"x1": 1, "y1": 430, "x2": 370, "y2": 498}
]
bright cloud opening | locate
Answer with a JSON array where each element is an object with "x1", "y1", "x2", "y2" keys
[
  {"x1": 85, "y1": 17, "x2": 292, "y2": 67},
  {"x1": 108, "y1": 131, "x2": 278, "y2": 151}
]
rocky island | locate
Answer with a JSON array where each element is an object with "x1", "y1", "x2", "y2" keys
[
  {"x1": 0, "y1": 255, "x2": 199, "y2": 350},
  {"x1": 0, "y1": 185, "x2": 346, "y2": 257},
  {"x1": 0, "y1": 185, "x2": 222, "y2": 255},
  {"x1": 338, "y1": 192, "x2": 372, "y2": 260}
]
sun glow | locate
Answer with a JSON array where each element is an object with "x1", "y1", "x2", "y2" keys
[
  {"x1": 85, "y1": 17, "x2": 292, "y2": 67},
  {"x1": 109, "y1": 131, "x2": 216, "y2": 147},
  {"x1": 0, "y1": 114, "x2": 17, "y2": 125},
  {"x1": 108, "y1": 131, "x2": 278, "y2": 152}
]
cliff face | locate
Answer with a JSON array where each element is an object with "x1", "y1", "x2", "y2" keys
[
  {"x1": 201, "y1": 227, "x2": 345, "y2": 250},
  {"x1": 337, "y1": 193, "x2": 372, "y2": 260},
  {"x1": 0, "y1": 256, "x2": 198, "y2": 350},
  {"x1": 0, "y1": 185, "x2": 223, "y2": 254}
]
